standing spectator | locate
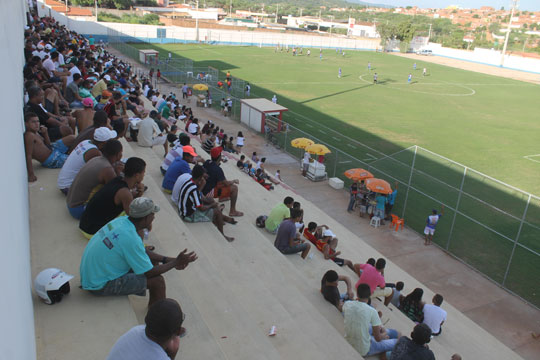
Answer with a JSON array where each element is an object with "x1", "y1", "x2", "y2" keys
[
  {"x1": 399, "y1": 288, "x2": 425, "y2": 323},
  {"x1": 424, "y1": 206, "x2": 444, "y2": 245},
  {"x1": 245, "y1": 82, "x2": 251, "y2": 97},
  {"x1": 274, "y1": 209, "x2": 311, "y2": 259},
  {"x1": 181, "y1": 83, "x2": 188, "y2": 99},
  {"x1": 265, "y1": 196, "x2": 294, "y2": 234},
  {"x1": 343, "y1": 283, "x2": 400, "y2": 358},
  {"x1": 390, "y1": 323, "x2": 435, "y2": 360},
  {"x1": 347, "y1": 181, "x2": 358, "y2": 212},
  {"x1": 374, "y1": 193, "x2": 387, "y2": 224},
  {"x1": 422, "y1": 294, "x2": 447, "y2": 336},
  {"x1": 385, "y1": 182, "x2": 398, "y2": 220},
  {"x1": 271, "y1": 94, "x2": 277, "y2": 104},
  {"x1": 302, "y1": 151, "x2": 311, "y2": 177},
  {"x1": 80, "y1": 198, "x2": 197, "y2": 307},
  {"x1": 236, "y1": 131, "x2": 244, "y2": 152},
  {"x1": 156, "y1": 69, "x2": 161, "y2": 83}
]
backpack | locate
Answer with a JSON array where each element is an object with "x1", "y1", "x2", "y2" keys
[{"x1": 256, "y1": 215, "x2": 267, "y2": 228}]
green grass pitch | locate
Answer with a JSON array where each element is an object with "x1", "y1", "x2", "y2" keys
[{"x1": 130, "y1": 43, "x2": 540, "y2": 306}]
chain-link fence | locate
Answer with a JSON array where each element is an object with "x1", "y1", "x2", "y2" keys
[{"x1": 108, "y1": 34, "x2": 540, "y2": 308}]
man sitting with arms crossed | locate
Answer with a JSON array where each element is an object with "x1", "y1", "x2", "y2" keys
[
  {"x1": 354, "y1": 258, "x2": 394, "y2": 306},
  {"x1": 23, "y1": 112, "x2": 75, "y2": 182},
  {"x1": 321, "y1": 270, "x2": 355, "y2": 312},
  {"x1": 274, "y1": 208, "x2": 311, "y2": 259},
  {"x1": 265, "y1": 196, "x2": 294, "y2": 234},
  {"x1": 79, "y1": 157, "x2": 146, "y2": 239},
  {"x1": 138, "y1": 110, "x2": 168, "y2": 156},
  {"x1": 344, "y1": 283, "x2": 400, "y2": 359},
  {"x1": 175, "y1": 165, "x2": 236, "y2": 242},
  {"x1": 107, "y1": 298, "x2": 186, "y2": 360},
  {"x1": 202, "y1": 147, "x2": 243, "y2": 217},
  {"x1": 66, "y1": 139, "x2": 123, "y2": 219},
  {"x1": 80, "y1": 197, "x2": 197, "y2": 307}
]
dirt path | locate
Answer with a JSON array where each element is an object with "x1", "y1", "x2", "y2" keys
[{"x1": 393, "y1": 52, "x2": 540, "y2": 84}]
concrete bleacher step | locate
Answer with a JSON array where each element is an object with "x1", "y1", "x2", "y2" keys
[{"x1": 30, "y1": 165, "x2": 139, "y2": 360}]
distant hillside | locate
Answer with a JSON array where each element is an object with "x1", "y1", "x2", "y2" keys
[{"x1": 345, "y1": 0, "x2": 394, "y2": 8}]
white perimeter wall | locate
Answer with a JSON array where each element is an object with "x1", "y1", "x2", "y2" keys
[{"x1": 0, "y1": 0, "x2": 36, "y2": 359}]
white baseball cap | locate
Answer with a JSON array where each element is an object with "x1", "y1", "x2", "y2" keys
[
  {"x1": 45, "y1": 44, "x2": 53, "y2": 50},
  {"x1": 94, "y1": 127, "x2": 117, "y2": 142},
  {"x1": 323, "y1": 229, "x2": 336, "y2": 238},
  {"x1": 103, "y1": 74, "x2": 111, "y2": 81}
]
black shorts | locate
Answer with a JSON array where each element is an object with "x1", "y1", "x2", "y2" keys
[
  {"x1": 111, "y1": 119, "x2": 125, "y2": 134},
  {"x1": 332, "y1": 257, "x2": 345, "y2": 266}
]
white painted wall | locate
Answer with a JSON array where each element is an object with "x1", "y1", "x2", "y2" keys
[{"x1": 0, "y1": 0, "x2": 36, "y2": 359}]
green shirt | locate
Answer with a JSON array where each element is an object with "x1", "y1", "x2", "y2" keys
[
  {"x1": 161, "y1": 105, "x2": 171, "y2": 119},
  {"x1": 265, "y1": 203, "x2": 290, "y2": 232}
]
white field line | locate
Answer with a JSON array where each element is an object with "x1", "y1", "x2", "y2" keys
[{"x1": 524, "y1": 154, "x2": 540, "y2": 164}]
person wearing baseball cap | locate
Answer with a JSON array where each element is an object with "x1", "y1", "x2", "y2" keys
[
  {"x1": 80, "y1": 197, "x2": 198, "y2": 307},
  {"x1": 57, "y1": 126, "x2": 117, "y2": 193},
  {"x1": 202, "y1": 146, "x2": 243, "y2": 217},
  {"x1": 91, "y1": 73, "x2": 111, "y2": 100},
  {"x1": 162, "y1": 145, "x2": 200, "y2": 193}
]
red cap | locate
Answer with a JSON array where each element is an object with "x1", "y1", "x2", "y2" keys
[{"x1": 210, "y1": 146, "x2": 223, "y2": 159}]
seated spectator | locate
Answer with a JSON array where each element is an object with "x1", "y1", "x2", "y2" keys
[
  {"x1": 390, "y1": 281, "x2": 404, "y2": 308},
  {"x1": 255, "y1": 168, "x2": 274, "y2": 190},
  {"x1": 66, "y1": 139, "x2": 123, "y2": 219},
  {"x1": 354, "y1": 258, "x2": 394, "y2": 306},
  {"x1": 399, "y1": 288, "x2": 425, "y2": 323},
  {"x1": 65, "y1": 73, "x2": 84, "y2": 108},
  {"x1": 175, "y1": 165, "x2": 236, "y2": 242},
  {"x1": 321, "y1": 270, "x2": 355, "y2": 312},
  {"x1": 79, "y1": 157, "x2": 146, "y2": 238},
  {"x1": 160, "y1": 134, "x2": 194, "y2": 175},
  {"x1": 57, "y1": 127, "x2": 117, "y2": 194},
  {"x1": 107, "y1": 298, "x2": 185, "y2": 360},
  {"x1": 187, "y1": 118, "x2": 199, "y2": 135},
  {"x1": 202, "y1": 147, "x2": 243, "y2": 217},
  {"x1": 26, "y1": 86, "x2": 74, "y2": 141},
  {"x1": 80, "y1": 197, "x2": 197, "y2": 306},
  {"x1": 103, "y1": 91, "x2": 129, "y2": 138},
  {"x1": 202, "y1": 134, "x2": 215, "y2": 154},
  {"x1": 138, "y1": 110, "x2": 167, "y2": 156},
  {"x1": 343, "y1": 283, "x2": 400, "y2": 358},
  {"x1": 422, "y1": 294, "x2": 446, "y2": 336},
  {"x1": 390, "y1": 323, "x2": 435, "y2": 360},
  {"x1": 303, "y1": 223, "x2": 355, "y2": 272},
  {"x1": 23, "y1": 112, "x2": 75, "y2": 181},
  {"x1": 274, "y1": 209, "x2": 311, "y2": 259},
  {"x1": 275, "y1": 169, "x2": 282, "y2": 182},
  {"x1": 223, "y1": 136, "x2": 237, "y2": 154},
  {"x1": 162, "y1": 145, "x2": 198, "y2": 193},
  {"x1": 236, "y1": 155, "x2": 246, "y2": 169},
  {"x1": 72, "y1": 98, "x2": 96, "y2": 132},
  {"x1": 265, "y1": 196, "x2": 294, "y2": 234},
  {"x1": 72, "y1": 110, "x2": 110, "y2": 148},
  {"x1": 292, "y1": 201, "x2": 304, "y2": 232},
  {"x1": 251, "y1": 151, "x2": 259, "y2": 162}
]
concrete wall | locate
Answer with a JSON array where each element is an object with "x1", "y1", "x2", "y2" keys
[{"x1": 0, "y1": 0, "x2": 36, "y2": 359}]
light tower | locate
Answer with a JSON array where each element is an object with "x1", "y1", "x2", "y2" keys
[{"x1": 500, "y1": 0, "x2": 519, "y2": 67}]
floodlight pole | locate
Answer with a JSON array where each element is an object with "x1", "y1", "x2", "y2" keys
[
  {"x1": 95, "y1": 0, "x2": 98, "y2": 22},
  {"x1": 500, "y1": 0, "x2": 519, "y2": 67},
  {"x1": 195, "y1": 0, "x2": 199, "y2": 42},
  {"x1": 428, "y1": 23, "x2": 432, "y2": 41}
]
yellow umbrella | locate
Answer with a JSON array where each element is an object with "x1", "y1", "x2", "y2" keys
[
  {"x1": 305, "y1": 144, "x2": 331, "y2": 156},
  {"x1": 291, "y1": 137, "x2": 314, "y2": 149},
  {"x1": 193, "y1": 83, "x2": 208, "y2": 91}
]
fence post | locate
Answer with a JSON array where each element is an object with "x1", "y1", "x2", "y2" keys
[
  {"x1": 445, "y1": 167, "x2": 467, "y2": 250},
  {"x1": 401, "y1": 145, "x2": 418, "y2": 219},
  {"x1": 284, "y1": 127, "x2": 288, "y2": 152},
  {"x1": 502, "y1": 194, "x2": 532, "y2": 286},
  {"x1": 333, "y1": 151, "x2": 338, "y2": 178}
]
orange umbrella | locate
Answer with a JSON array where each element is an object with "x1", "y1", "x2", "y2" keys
[
  {"x1": 344, "y1": 168, "x2": 374, "y2": 181},
  {"x1": 365, "y1": 178, "x2": 393, "y2": 194}
]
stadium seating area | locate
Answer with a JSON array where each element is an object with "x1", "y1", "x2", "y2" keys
[{"x1": 24, "y1": 10, "x2": 528, "y2": 360}]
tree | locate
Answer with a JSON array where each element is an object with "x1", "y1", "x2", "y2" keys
[{"x1": 376, "y1": 22, "x2": 396, "y2": 46}]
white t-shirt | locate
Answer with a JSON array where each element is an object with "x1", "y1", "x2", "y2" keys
[
  {"x1": 151, "y1": 95, "x2": 158, "y2": 103},
  {"x1": 236, "y1": 137, "x2": 244, "y2": 146},
  {"x1": 343, "y1": 301, "x2": 381, "y2": 356},
  {"x1": 188, "y1": 122, "x2": 199, "y2": 134},
  {"x1": 303, "y1": 152, "x2": 311, "y2": 164},
  {"x1": 161, "y1": 145, "x2": 183, "y2": 171},
  {"x1": 42, "y1": 58, "x2": 56, "y2": 77},
  {"x1": 138, "y1": 117, "x2": 162, "y2": 148},
  {"x1": 106, "y1": 325, "x2": 169, "y2": 360},
  {"x1": 172, "y1": 173, "x2": 193, "y2": 204},
  {"x1": 422, "y1": 304, "x2": 447, "y2": 334},
  {"x1": 68, "y1": 65, "x2": 81, "y2": 84},
  {"x1": 57, "y1": 140, "x2": 97, "y2": 189}
]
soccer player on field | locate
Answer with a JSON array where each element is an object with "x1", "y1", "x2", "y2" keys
[
  {"x1": 373, "y1": 73, "x2": 378, "y2": 84},
  {"x1": 338, "y1": 68, "x2": 342, "y2": 78},
  {"x1": 408, "y1": 73, "x2": 412, "y2": 84},
  {"x1": 368, "y1": 62, "x2": 371, "y2": 71},
  {"x1": 423, "y1": 68, "x2": 427, "y2": 76}
]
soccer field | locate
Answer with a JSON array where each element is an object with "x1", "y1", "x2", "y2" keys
[
  {"x1": 128, "y1": 42, "x2": 540, "y2": 306},
  {"x1": 136, "y1": 43, "x2": 540, "y2": 196}
]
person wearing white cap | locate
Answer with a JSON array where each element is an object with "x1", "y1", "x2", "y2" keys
[
  {"x1": 57, "y1": 127, "x2": 117, "y2": 193},
  {"x1": 80, "y1": 197, "x2": 198, "y2": 307},
  {"x1": 303, "y1": 222, "x2": 356, "y2": 272}
]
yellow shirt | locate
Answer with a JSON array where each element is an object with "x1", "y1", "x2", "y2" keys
[{"x1": 91, "y1": 79, "x2": 107, "y2": 98}]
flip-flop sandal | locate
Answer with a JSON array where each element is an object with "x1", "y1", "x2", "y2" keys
[
  {"x1": 219, "y1": 204, "x2": 226, "y2": 211},
  {"x1": 179, "y1": 327, "x2": 187, "y2": 338},
  {"x1": 144, "y1": 245, "x2": 155, "y2": 251},
  {"x1": 229, "y1": 211, "x2": 244, "y2": 217},
  {"x1": 226, "y1": 219, "x2": 237, "y2": 225}
]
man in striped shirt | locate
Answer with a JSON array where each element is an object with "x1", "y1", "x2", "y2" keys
[{"x1": 176, "y1": 165, "x2": 236, "y2": 242}]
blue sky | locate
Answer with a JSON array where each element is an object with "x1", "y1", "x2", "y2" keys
[{"x1": 364, "y1": 1, "x2": 540, "y2": 11}]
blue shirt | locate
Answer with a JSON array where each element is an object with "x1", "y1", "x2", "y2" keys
[
  {"x1": 162, "y1": 157, "x2": 191, "y2": 191},
  {"x1": 375, "y1": 195, "x2": 387, "y2": 210},
  {"x1": 387, "y1": 189, "x2": 398, "y2": 205},
  {"x1": 157, "y1": 101, "x2": 167, "y2": 113},
  {"x1": 80, "y1": 217, "x2": 153, "y2": 290}
]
